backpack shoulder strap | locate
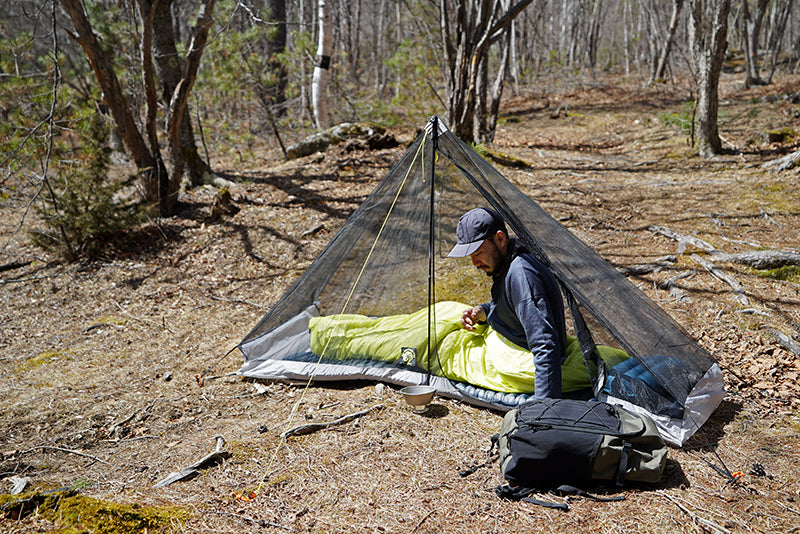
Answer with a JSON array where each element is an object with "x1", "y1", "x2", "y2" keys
[{"x1": 495, "y1": 484, "x2": 570, "y2": 511}]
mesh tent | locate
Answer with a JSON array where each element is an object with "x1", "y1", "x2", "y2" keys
[{"x1": 238, "y1": 117, "x2": 724, "y2": 446}]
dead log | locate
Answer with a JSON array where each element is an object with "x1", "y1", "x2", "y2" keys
[
  {"x1": 707, "y1": 250, "x2": 800, "y2": 270},
  {"x1": 649, "y1": 225, "x2": 800, "y2": 269},
  {"x1": 761, "y1": 149, "x2": 800, "y2": 172},
  {"x1": 285, "y1": 123, "x2": 394, "y2": 160}
]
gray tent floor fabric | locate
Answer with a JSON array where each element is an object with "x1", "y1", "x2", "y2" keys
[{"x1": 238, "y1": 306, "x2": 724, "y2": 446}]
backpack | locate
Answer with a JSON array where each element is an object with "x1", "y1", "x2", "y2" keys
[{"x1": 498, "y1": 398, "x2": 667, "y2": 488}]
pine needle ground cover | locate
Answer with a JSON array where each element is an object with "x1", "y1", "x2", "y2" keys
[{"x1": 2, "y1": 76, "x2": 799, "y2": 533}]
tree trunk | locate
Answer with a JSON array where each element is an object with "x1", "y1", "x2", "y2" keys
[
  {"x1": 138, "y1": 0, "x2": 169, "y2": 208},
  {"x1": 483, "y1": 24, "x2": 512, "y2": 143},
  {"x1": 586, "y1": 0, "x2": 603, "y2": 72},
  {"x1": 312, "y1": 0, "x2": 332, "y2": 129},
  {"x1": 642, "y1": 0, "x2": 660, "y2": 81},
  {"x1": 765, "y1": 0, "x2": 792, "y2": 84},
  {"x1": 622, "y1": 0, "x2": 631, "y2": 76},
  {"x1": 149, "y1": 0, "x2": 212, "y2": 192},
  {"x1": 650, "y1": 0, "x2": 684, "y2": 85},
  {"x1": 59, "y1": 0, "x2": 166, "y2": 209},
  {"x1": 742, "y1": 0, "x2": 768, "y2": 88},
  {"x1": 689, "y1": 0, "x2": 730, "y2": 157},
  {"x1": 266, "y1": 0, "x2": 288, "y2": 114},
  {"x1": 163, "y1": 0, "x2": 216, "y2": 214},
  {"x1": 440, "y1": 0, "x2": 534, "y2": 142}
]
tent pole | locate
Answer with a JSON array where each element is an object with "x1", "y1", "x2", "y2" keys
[{"x1": 426, "y1": 116, "x2": 440, "y2": 386}]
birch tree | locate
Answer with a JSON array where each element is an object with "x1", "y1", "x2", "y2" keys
[
  {"x1": 688, "y1": 0, "x2": 731, "y2": 157},
  {"x1": 312, "y1": 0, "x2": 332, "y2": 129}
]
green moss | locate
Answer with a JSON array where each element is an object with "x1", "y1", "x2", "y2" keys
[
  {"x1": 763, "y1": 128, "x2": 798, "y2": 144},
  {"x1": 2, "y1": 489, "x2": 188, "y2": 533},
  {"x1": 758, "y1": 265, "x2": 800, "y2": 282},
  {"x1": 16, "y1": 349, "x2": 73, "y2": 373},
  {"x1": 470, "y1": 144, "x2": 532, "y2": 169}
]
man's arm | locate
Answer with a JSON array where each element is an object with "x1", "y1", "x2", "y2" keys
[{"x1": 507, "y1": 266, "x2": 563, "y2": 399}]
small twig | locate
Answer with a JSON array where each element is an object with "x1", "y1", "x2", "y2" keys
[
  {"x1": 412, "y1": 509, "x2": 435, "y2": 532},
  {"x1": 81, "y1": 322, "x2": 124, "y2": 334},
  {"x1": 102, "y1": 435, "x2": 160, "y2": 443},
  {"x1": 1, "y1": 273, "x2": 60, "y2": 285},
  {"x1": 22, "y1": 445, "x2": 109, "y2": 465},
  {"x1": 111, "y1": 299, "x2": 156, "y2": 326},
  {"x1": 208, "y1": 293, "x2": 266, "y2": 308},
  {"x1": 659, "y1": 492, "x2": 731, "y2": 534},
  {"x1": 153, "y1": 436, "x2": 230, "y2": 488},
  {"x1": 281, "y1": 405, "x2": 384, "y2": 439}
]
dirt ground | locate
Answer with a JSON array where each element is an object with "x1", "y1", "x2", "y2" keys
[{"x1": 2, "y1": 74, "x2": 800, "y2": 533}]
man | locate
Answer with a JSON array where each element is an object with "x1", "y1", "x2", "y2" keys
[{"x1": 448, "y1": 207, "x2": 567, "y2": 399}]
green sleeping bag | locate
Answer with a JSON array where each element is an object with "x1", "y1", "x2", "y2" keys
[{"x1": 309, "y1": 301, "x2": 629, "y2": 395}]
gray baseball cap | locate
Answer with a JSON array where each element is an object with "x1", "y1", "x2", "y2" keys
[{"x1": 448, "y1": 207, "x2": 507, "y2": 257}]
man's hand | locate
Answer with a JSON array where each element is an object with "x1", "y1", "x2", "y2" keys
[{"x1": 461, "y1": 306, "x2": 486, "y2": 331}]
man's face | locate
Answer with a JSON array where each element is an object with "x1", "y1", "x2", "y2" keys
[{"x1": 470, "y1": 237, "x2": 504, "y2": 276}]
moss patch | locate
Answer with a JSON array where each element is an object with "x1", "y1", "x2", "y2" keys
[
  {"x1": 758, "y1": 265, "x2": 800, "y2": 282},
  {"x1": 15, "y1": 349, "x2": 73, "y2": 373},
  {"x1": 1, "y1": 489, "x2": 188, "y2": 533}
]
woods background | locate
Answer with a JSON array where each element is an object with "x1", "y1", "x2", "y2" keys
[{"x1": 2, "y1": 0, "x2": 799, "y2": 228}]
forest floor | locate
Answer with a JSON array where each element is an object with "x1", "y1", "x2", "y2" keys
[{"x1": 2, "y1": 73, "x2": 800, "y2": 533}]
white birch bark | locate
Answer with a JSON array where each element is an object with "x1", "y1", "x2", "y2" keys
[{"x1": 312, "y1": 0, "x2": 332, "y2": 129}]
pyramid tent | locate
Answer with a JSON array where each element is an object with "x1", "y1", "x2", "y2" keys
[{"x1": 238, "y1": 117, "x2": 724, "y2": 446}]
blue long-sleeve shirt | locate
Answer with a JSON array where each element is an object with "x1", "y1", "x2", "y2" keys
[{"x1": 481, "y1": 239, "x2": 567, "y2": 398}]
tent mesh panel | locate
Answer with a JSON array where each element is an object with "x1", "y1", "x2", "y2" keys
[{"x1": 241, "y1": 117, "x2": 718, "y2": 417}]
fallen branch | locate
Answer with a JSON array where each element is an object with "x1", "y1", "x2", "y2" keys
[
  {"x1": 658, "y1": 270, "x2": 695, "y2": 302},
  {"x1": 649, "y1": 225, "x2": 800, "y2": 269},
  {"x1": 281, "y1": 405, "x2": 384, "y2": 439},
  {"x1": 649, "y1": 225, "x2": 716, "y2": 253},
  {"x1": 659, "y1": 492, "x2": 731, "y2": 534},
  {"x1": 617, "y1": 257, "x2": 676, "y2": 276},
  {"x1": 761, "y1": 149, "x2": 800, "y2": 172},
  {"x1": 0, "y1": 260, "x2": 32, "y2": 273},
  {"x1": 21, "y1": 445, "x2": 109, "y2": 465},
  {"x1": 153, "y1": 435, "x2": 230, "y2": 488},
  {"x1": 761, "y1": 327, "x2": 800, "y2": 356},
  {"x1": 707, "y1": 250, "x2": 800, "y2": 270},
  {"x1": 691, "y1": 254, "x2": 749, "y2": 305}
]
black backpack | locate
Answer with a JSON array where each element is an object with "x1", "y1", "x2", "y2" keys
[{"x1": 498, "y1": 398, "x2": 667, "y2": 488}]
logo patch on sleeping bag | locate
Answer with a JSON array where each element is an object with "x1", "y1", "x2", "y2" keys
[{"x1": 400, "y1": 347, "x2": 417, "y2": 366}]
